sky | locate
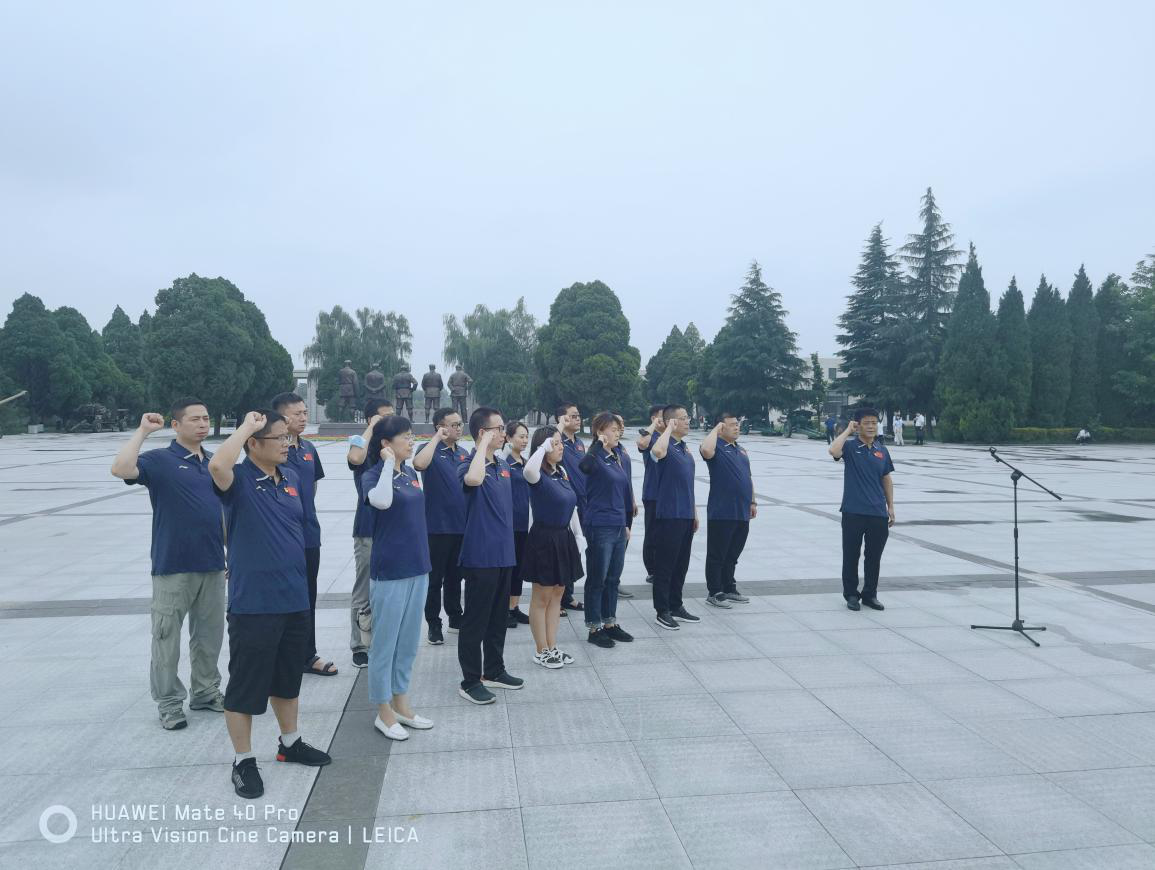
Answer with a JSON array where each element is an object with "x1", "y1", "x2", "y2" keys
[{"x1": 1, "y1": 2, "x2": 1152, "y2": 376}]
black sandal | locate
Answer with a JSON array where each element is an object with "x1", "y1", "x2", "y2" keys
[{"x1": 304, "y1": 655, "x2": 338, "y2": 676}]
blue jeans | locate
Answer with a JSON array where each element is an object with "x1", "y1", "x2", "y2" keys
[
  {"x1": 368, "y1": 574, "x2": 428, "y2": 704},
  {"x1": 584, "y1": 525, "x2": 627, "y2": 629}
]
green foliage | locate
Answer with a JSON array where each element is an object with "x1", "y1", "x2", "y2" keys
[
  {"x1": 1026, "y1": 275, "x2": 1073, "y2": 426},
  {"x1": 444, "y1": 298, "x2": 538, "y2": 421},
  {"x1": 1095, "y1": 274, "x2": 1132, "y2": 426},
  {"x1": 535, "y1": 280, "x2": 642, "y2": 416},
  {"x1": 995, "y1": 277, "x2": 1032, "y2": 425},
  {"x1": 807, "y1": 352, "x2": 828, "y2": 415},
  {"x1": 1112, "y1": 253, "x2": 1155, "y2": 426},
  {"x1": 1064, "y1": 265, "x2": 1099, "y2": 426},
  {"x1": 645, "y1": 325, "x2": 703, "y2": 410},
  {"x1": 1008, "y1": 426, "x2": 1155, "y2": 443},
  {"x1": 101, "y1": 306, "x2": 149, "y2": 412},
  {"x1": 0, "y1": 294, "x2": 90, "y2": 422}
]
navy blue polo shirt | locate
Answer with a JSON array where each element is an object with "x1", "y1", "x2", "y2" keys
[
  {"x1": 654, "y1": 437, "x2": 696, "y2": 520},
  {"x1": 126, "y1": 440, "x2": 226, "y2": 576},
  {"x1": 285, "y1": 437, "x2": 325, "y2": 549},
  {"x1": 705, "y1": 439, "x2": 754, "y2": 521},
  {"x1": 422, "y1": 442, "x2": 470, "y2": 535},
  {"x1": 617, "y1": 444, "x2": 635, "y2": 529},
  {"x1": 350, "y1": 453, "x2": 380, "y2": 538},
  {"x1": 457, "y1": 452, "x2": 516, "y2": 568},
  {"x1": 580, "y1": 441, "x2": 632, "y2": 528},
  {"x1": 508, "y1": 456, "x2": 530, "y2": 532},
  {"x1": 639, "y1": 442, "x2": 659, "y2": 503},
  {"x1": 362, "y1": 462, "x2": 432, "y2": 580},
  {"x1": 836, "y1": 437, "x2": 894, "y2": 517},
  {"x1": 560, "y1": 434, "x2": 588, "y2": 514},
  {"x1": 528, "y1": 466, "x2": 579, "y2": 528},
  {"x1": 214, "y1": 459, "x2": 310, "y2": 615}
]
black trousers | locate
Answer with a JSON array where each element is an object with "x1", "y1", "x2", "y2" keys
[
  {"x1": 511, "y1": 531, "x2": 528, "y2": 598},
  {"x1": 915, "y1": 426, "x2": 925, "y2": 445},
  {"x1": 642, "y1": 500, "x2": 658, "y2": 577},
  {"x1": 458, "y1": 567, "x2": 511, "y2": 687},
  {"x1": 304, "y1": 546, "x2": 321, "y2": 663},
  {"x1": 426, "y1": 534, "x2": 464, "y2": 627},
  {"x1": 705, "y1": 520, "x2": 749, "y2": 597},
  {"x1": 841, "y1": 513, "x2": 889, "y2": 601},
  {"x1": 652, "y1": 518, "x2": 694, "y2": 613}
]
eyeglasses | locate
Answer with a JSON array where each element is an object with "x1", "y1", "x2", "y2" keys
[
  {"x1": 445, "y1": 421, "x2": 463, "y2": 428},
  {"x1": 480, "y1": 425, "x2": 505, "y2": 433},
  {"x1": 255, "y1": 435, "x2": 292, "y2": 445}
]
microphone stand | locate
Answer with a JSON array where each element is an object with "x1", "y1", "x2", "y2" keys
[{"x1": 971, "y1": 447, "x2": 1061, "y2": 647}]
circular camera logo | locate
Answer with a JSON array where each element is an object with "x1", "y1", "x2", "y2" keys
[{"x1": 39, "y1": 805, "x2": 78, "y2": 843}]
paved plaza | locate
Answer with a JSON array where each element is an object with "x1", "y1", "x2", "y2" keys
[{"x1": 2, "y1": 431, "x2": 1155, "y2": 869}]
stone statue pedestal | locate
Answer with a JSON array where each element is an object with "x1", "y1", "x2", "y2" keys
[{"x1": 316, "y1": 422, "x2": 436, "y2": 438}]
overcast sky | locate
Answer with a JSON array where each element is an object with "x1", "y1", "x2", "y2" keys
[{"x1": 2, "y1": 2, "x2": 1152, "y2": 377}]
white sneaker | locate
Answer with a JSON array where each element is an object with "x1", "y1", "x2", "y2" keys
[
  {"x1": 550, "y1": 647, "x2": 575, "y2": 665},
  {"x1": 394, "y1": 712, "x2": 434, "y2": 730},
  {"x1": 534, "y1": 649, "x2": 563, "y2": 669},
  {"x1": 374, "y1": 717, "x2": 408, "y2": 741}
]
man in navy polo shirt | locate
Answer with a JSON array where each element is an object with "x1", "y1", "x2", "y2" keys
[
  {"x1": 344, "y1": 398, "x2": 394, "y2": 669},
  {"x1": 829, "y1": 407, "x2": 896, "y2": 612},
  {"x1": 413, "y1": 406, "x2": 470, "y2": 645},
  {"x1": 649, "y1": 404, "x2": 702, "y2": 631},
  {"x1": 209, "y1": 410, "x2": 332, "y2": 800},
  {"x1": 635, "y1": 404, "x2": 666, "y2": 584},
  {"x1": 700, "y1": 412, "x2": 756, "y2": 609},
  {"x1": 272, "y1": 392, "x2": 334, "y2": 677},
  {"x1": 556, "y1": 401, "x2": 587, "y2": 612},
  {"x1": 456, "y1": 406, "x2": 525, "y2": 705},
  {"x1": 111, "y1": 398, "x2": 226, "y2": 732}
]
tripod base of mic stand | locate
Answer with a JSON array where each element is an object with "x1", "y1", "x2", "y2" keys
[{"x1": 971, "y1": 620, "x2": 1046, "y2": 648}]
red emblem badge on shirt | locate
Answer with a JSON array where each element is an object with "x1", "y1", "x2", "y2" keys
[
  {"x1": 303, "y1": 453, "x2": 313, "y2": 461},
  {"x1": 873, "y1": 451, "x2": 884, "y2": 459},
  {"x1": 500, "y1": 470, "x2": 511, "y2": 478},
  {"x1": 285, "y1": 486, "x2": 299, "y2": 496},
  {"x1": 410, "y1": 479, "x2": 421, "y2": 488}
]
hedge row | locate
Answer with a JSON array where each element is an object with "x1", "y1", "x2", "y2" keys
[{"x1": 1008, "y1": 427, "x2": 1155, "y2": 443}]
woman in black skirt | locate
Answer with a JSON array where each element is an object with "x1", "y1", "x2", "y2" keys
[
  {"x1": 505, "y1": 421, "x2": 531, "y2": 628},
  {"x1": 522, "y1": 424, "x2": 585, "y2": 669}
]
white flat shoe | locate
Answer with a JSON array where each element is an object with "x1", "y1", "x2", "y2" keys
[
  {"x1": 374, "y1": 716, "x2": 408, "y2": 740},
  {"x1": 394, "y1": 712, "x2": 434, "y2": 730}
]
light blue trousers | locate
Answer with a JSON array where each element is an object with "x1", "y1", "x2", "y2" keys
[{"x1": 369, "y1": 574, "x2": 429, "y2": 704}]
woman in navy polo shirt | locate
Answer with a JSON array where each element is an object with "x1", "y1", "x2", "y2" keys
[
  {"x1": 361, "y1": 415, "x2": 436, "y2": 740},
  {"x1": 505, "y1": 421, "x2": 531, "y2": 629},
  {"x1": 522, "y1": 425, "x2": 585, "y2": 668}
]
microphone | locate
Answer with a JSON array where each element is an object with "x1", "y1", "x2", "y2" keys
[{"x1": 989, "y1": 446, "x2": 998, "y2": 457}]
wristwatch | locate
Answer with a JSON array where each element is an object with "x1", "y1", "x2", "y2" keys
[{"x1": 348, "y1": 435, "x2": 366, "y2": 448}]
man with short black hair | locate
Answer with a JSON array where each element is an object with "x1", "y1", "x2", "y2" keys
[
  {"x1": 635, "y1": 404, "x2": 666, "y2": 583},
  {"x1": 271, "y1": 392, "x2": 334, "y2": 677},
  {"x1": 648, "y1": 404, "x2": 701, "y2": 630},
  {"x1": 700, "y1": 412, "x2": 755, "y2": 609},
  {"x1": 556, "y1": 402, "x2": 587, "y2": 612},
  {"x1": 209, "y1": 411, "x2": 332, "y2": 799},
  {"x1": 829, "y1": 407, "x2": 895, "y2": 612},
  {"x1": 111, "y1": 398, "x2": 226, "y2": 731}
]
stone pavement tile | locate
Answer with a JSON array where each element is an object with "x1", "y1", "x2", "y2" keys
[
  {"x1": 388, "y1": 703, "x2": 512, "y2": 754},
  {"x1": 1010, "y1": 843, "x2": 1155, "y2": 869},
  {"x1": 0, "y1": 722, "x2": 107, "y2": 775},
  {"x1": 790, "y1": 609, "x2": 875, "y2": 631},
  {"x1": 770, "y1": 592, "x2": 856, "y2": 612},
  {"x1": 633, "y1": 734, "x2": 787, "y2": 797},
  {"x1": 501, "y1": 666, "x2": 608, "y2": 705},
  {"x1": 895, "y1": 626, "x2": 1012, "y2": 651},
  {"x1": 749, "y1": 730, "x2": 911, "y2": 789},
  {"x1": 860, "y1": 651, "x2": 985, "y2": 685},
  {"x1": 745, "y1": 630, "x2": 846, "y2": 657},
  {"x1": 714, "y1": 611, "x2": 809, "y2": 634},
  {"x1": 812, "y1": 685, "x2": 956, "y2": 729},
  {"x1": 613, "y1": 693, "x2": 740, "y2": 740},
  {"x1": 965, "y1": 718, "x2": 1145, "y2": 773},
  {"x1": 714, "y1": 689, "x2": 850, "y2": 733},
  {"x1": 1066, "y1": 712, "x2": 1155, "y2": 764},
  {"x1": 939, "y1": 649, "x2": 1067, "y2": 681},
  {"x1": 796, "y1": 781, "x2": 1000, "y2": 866},
  {"x1": 909, "y1": 681, "x2": 1054, "y2": 721},
  {"x1": 663, "y1": 791, "x2": 853, "y2": 870},
  {"x1": 0, "y1": 839, "x2": 130, "y2": 870},
  {"x1": 997, "y1": 677, "x2": 1146, "y2": 717},
  {"x1": 3, "y1": 684, "x2": 149, "y2": 726},
  {"x1": 1048, "y1": 766, "x2": 1155, "y2": 841},
  {"x1": 376, "y1": 748, "x2": 518, "y2": 815},
  {"x1": 1033, "y1": 645, "x2": 1149, "y2": 677},
  {"x1": 860, "y1": 607, "x2": 954, "y2": 628},
  {"x1": 293, "y1": 757, "x2": 389, "y2": 824},
  {"x1": 580, "y1": 635, "x2": 677, "y2": 665},
  {"x1": 819, "y1": 627, "x2": 929, "y2": 654},
  {"x1": 926, "y1": 774, "x2": 1140, "y2": 854},
  {"x1": 506, "y1": 698, "x2": 627, "y2": 747},
  {"x1": 856, "y1": 860, "x2": 1018, "y2": 870},
  {"x1": 684, "y1": 657, "x2": 800, "y2": 692},
  {"x1": 772, "y1": 654, "x2": 894, "y2": 688},
  {"x1": 118, "y1": 837, "x2": 289, "y2": 870},
  {"x1": 1091, "y1": 673, "x2": 1155, "y2": 707},
  {"x1": 860, "y1": 723, "x2": 1032, "y2": 780},
  {"x1": 167, "y1": 761, "x2": 319, "y2": 828},
  {"x1": 658, "y1": 632, "x2": 761, "y2": 662},
  {"x1": 513, "y1": 740, "x2": 655, "y2": 806},
  {"x1": 593, "y1": 661, "x2": 703, "y2": 697},
  {"x1": 521, "y1": 799, "x2": 691, "y2": 870},
  {"x1": 362, "y1": 808, "x2": 528, "y2": 870}
]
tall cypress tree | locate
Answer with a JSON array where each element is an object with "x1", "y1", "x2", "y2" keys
[
  {"x1": 1094, "y1": 274, "x2": 1131, "y2": 426},
  {"x1": 897, "y1": 187, "x2": 962, "y2": 418},
  {"x1": 996, "y1": 277, "x2": 1032, "y2": 425},
  {"x1": 1064, "y1": 265, "x2": 1099, "y2": 426},
  {"x1": 1026, "y1": 275, "x2": 1073, "y2": 426},
  {"x1": 936, "y1": 244, "x2": 1012, "y2": 441}
]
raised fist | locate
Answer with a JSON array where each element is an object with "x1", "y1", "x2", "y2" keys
[
  {"x1": 139, "y1": 412, "x2": 165, "y2": 434},
  {"x1": 380, "y1": 445, "x2": 396, "y2": 464},
  {"x1": 367, "y1": 414, "x2": 383, "y2": 429},
  {"x1": 846, "y1": 420, "x2": 859, "y2": 434},
  {"x1": 242, "y1": 411, "x2": 266, "y2": 433}
]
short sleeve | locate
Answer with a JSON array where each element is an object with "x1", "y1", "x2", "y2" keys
[
  {"x1": 213, "y1": 477, "x2": 239, "y2": 504},
  {"x1": 360, "y1": 462, "x2": 383, "y2": 502},
  {"x1": 883, "y1": 452, "x2": 895, "y2": 475},
  {"x1": 130, "y1": 449, "x2": 160, "y2": 487},
  {"x1": 311, "y1": 445, "x2": 326, "y2": 481}
]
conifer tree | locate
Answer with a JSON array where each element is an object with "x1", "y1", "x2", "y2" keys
[
  {"x1": 1064, "y1": 265, "x2": 1099, "y2": 426},
  {"x1": 995, "y1": 277, "x2": 1032, "y2": 425},
  {"x1": 1026, "y1": 276, "x2": 1072, "y2": 426},
  {"x1": 1094, "y1": 273, "x2": 1132, "y2": 426}
]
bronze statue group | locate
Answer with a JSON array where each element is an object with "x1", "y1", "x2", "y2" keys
[{"x1": 112, "y1": 386, "x2": 895, "y2": 800}]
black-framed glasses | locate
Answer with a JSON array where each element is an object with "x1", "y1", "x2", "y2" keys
[
  {"x1": 480, "y1": 424, "x2": 505, "y2": 433},
  {"x1": 255, "y1": 435, "x2": 292, "y2": 445}
]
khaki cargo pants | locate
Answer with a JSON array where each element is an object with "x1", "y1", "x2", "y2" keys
[{"x1": 151, "y1": 571, "x2": 226, "y2": 716}]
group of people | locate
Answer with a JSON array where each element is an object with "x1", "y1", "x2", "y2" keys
[
  {"x1": 825, "y1": 410, "x2": 927, "y2": 447},
  {"x1": 113, "y1": 391, "x2": 897, "y2": 800}
]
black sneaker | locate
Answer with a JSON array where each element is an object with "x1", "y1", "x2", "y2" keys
[
  {"x1": 587, "y1": 628, "x2": 615, "y2": 648},
  {"x1": 459, "y1": 683, "x2": 496, "y2": 705},
  {"x1": 671, "y1": 606, "x2": 701, "y2": 623},
  {"x1": 352, "y1": 651, "x2": 369, "y2": 669},
  {"x1": 231, "y1": 758, "x2": 263, "y2": 799},
  {"x1": 428, "y1": 624, "x2": 445, "y2": 645},
  {"x1": 617, "y1": 588, "x2": 636, "y2": 599},
  {"x1": 481, "y1": 671, "x2": 525, "y2": 690},
  {"x1": 276, "y1": 737, "x2": 332, "y2": 767},
  {"x1": 862, "y1": 598, "x2": 885, "y2": 611},
  {"x1": 511, "y1": 607, "x2": 530, "y2": 624},
  {"x1": 603, "y1": 624, "x2": 634, "y2": 643},
  {"x1": 846, "y1": 598, "x2": 862, "y2": 611},
  {"x1": 507, "y1": 611, "x2": 518, "y2": 628},
  {"x1": 655, "y1": 611, "x2": 680, "y2": 631}
]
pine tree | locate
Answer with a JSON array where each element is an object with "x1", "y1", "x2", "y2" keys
[
  {"x1": 996, "y1": 277, "x2": 1032, "y2": 425},
  {"x1": 1026, "y1": 275, "x2": 1073, "y2": 426},
  {"x1": 101, "y1": 305, "x2": 149, "y2": 412},
  {"x1": 1094, "y1": 273, "x2": 1132, "y2": 426},
  {"x1": 936, "y1": 244, "x2": 1012, "y2": 441},
  {"x1": 897, "y1": 188, "x2": 962, "y2": 417},
  {"x1": 808, "y1": 352, "x2": 828, "y2": 417},
  {"x1": 1114, "y1": 253, "x2": 1155, "y2": 426},
  {"x1": 1064, "y1": 265, "x2": 1099, "y2": 426}
]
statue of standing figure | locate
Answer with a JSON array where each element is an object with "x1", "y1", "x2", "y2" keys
[
  {"x1": 392, "y1": 365, "x2": 418, "y2": 419},
  {"x1": 447, "y1": 364, "x2": 473, "y2": 419},
  {"x1": 364, "y1": 363, "x2": 388, "y2": 405},
  {"x1": 337, "y1": 360, "x2": 359, "y2": 421},
  {"x1": 421, "y1": 365, "x2": 444, "y2": 422}
]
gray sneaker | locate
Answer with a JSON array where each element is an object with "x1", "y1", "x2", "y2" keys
[
  {"x1": 617, "y1": 588, "x2": 636, "y2": 599},
  {"x1": 160, "y1": 710, "x2": 188, "y2": 730},
  {"x1": 190, "y1": 694, "x2": 225, "y2": 713},
  {"x1": 705, "y1": 594, "x2": 732, "y2": 609},
  {"x1": 722, "y1": 591, "x2": 750, "y2": 604}
]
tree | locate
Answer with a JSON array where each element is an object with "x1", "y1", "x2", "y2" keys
[
  {"x1": 101, "y1": 305, "x2": 149, "y2": 412},
  {"x1": 936, "y1": 244, "x2": 1012, "y2": 441},
  {"x1": 807, "y1": 352, "x2": 828, "y2": 417},
  {"x1": 897, "y1": 188, "x2": 962, "y2": 417},
  {"x1": 1094, "y1": 273, "x2": 1132, "y2": 426},
  {"x1": 0, "y1": 294, "x2": 88, "y2": 423},
  {"x1": 53, "y1": 305, "x2": 140, "y2": 415},
  {"x1": 696, "y1": 261, "x2": 805, "y2": 419},
  {"x1": 996, "y1": 277, "x2": 1032, "y2": 425},
  {"x1": 444, "y1": 298, "x2": 539, "y2": 421},
  {"x1": 1064, "y1": 265, "x2": 1099, "y2": 426},
  {"x1": 1113, "y1": 253, "x2": 1155, "y2": 426},
  {"x1": 1026, "y1": 275, "x2": 1072, "y2": 426},
  {"x1": 535, "y1": 280, "x2": 642, "y2": 416}
]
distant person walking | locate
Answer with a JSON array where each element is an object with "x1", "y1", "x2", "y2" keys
[
  {"x1": 825, "y1": 414, "x2": 836, "y2": 444},
  {"x1": 914, "y1": 412, "x2": 926, "y2": 446},
  {"x1": 892, "y1": 414, "x2": 904, "y2": 446}
]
